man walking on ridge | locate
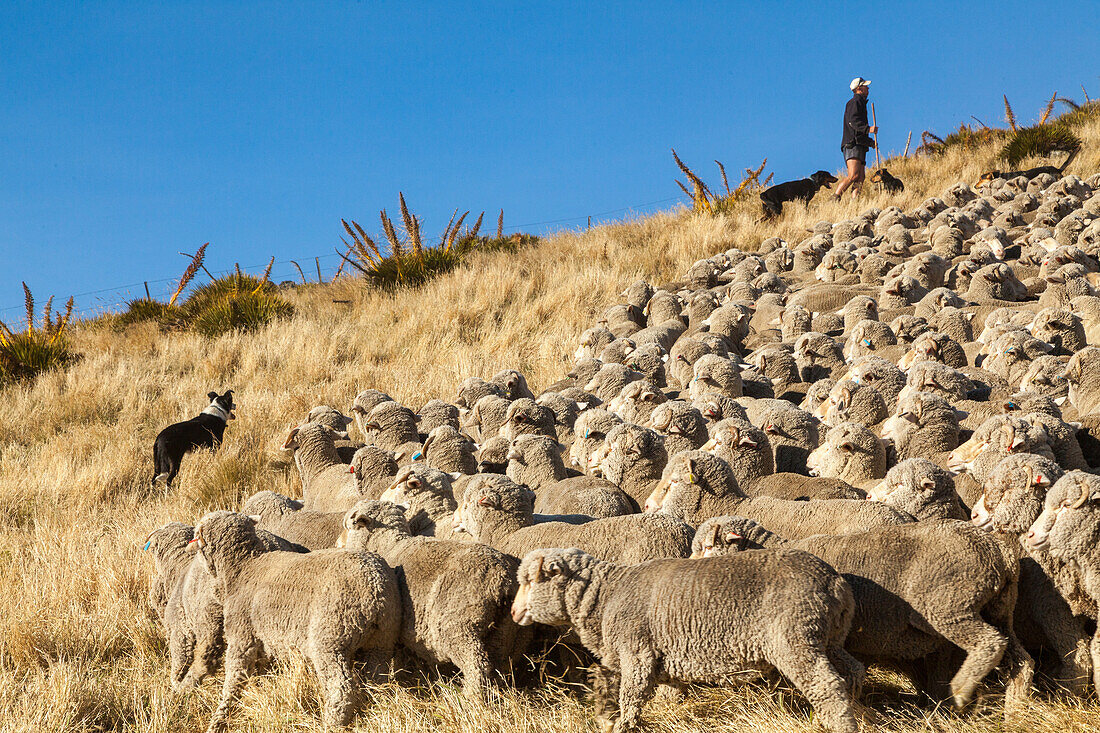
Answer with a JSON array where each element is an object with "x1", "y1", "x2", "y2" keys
[{"x1": 834, "y1": 77, "x2": 877, "y2": 199}]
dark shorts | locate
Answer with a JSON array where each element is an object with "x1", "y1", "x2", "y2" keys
[{"x1": 842, "y1": 145, "x2": 868, "y2": 165}]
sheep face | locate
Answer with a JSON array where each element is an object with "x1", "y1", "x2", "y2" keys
[
  {"x1": 379, "y1": 464, "x2": 456, "y2": 511},
  {"x1": 338, "y1": 500, "x2": 410, "y2": 550},
  {"x1": 492, "y1": 369, "x2": 535, "y2": 401},
  {"x1": 350, "y1": 446, "x2": 399, "y2": 485},
  {"x1": 511, "y1": 548, "x2": 590, "y2": 626},
  {"x1": 806, "y1": 422, "x2": 886, "y2": 483},
  {"x1": 972, "y1": 454, "x2": 1060, "y2": 533},
  {"x1": 306, "y1": 406, "x2": 354, "y2": 435},
  {"x1": 865, "y1": 459, "x2": 954, "y2": 519},
  {"x1": 569, "y1": 409, "x2": 621, "y2": 470},
  {"x1": 454, "y1": 475, "x2": 533, "y2": 539},
  {"x1": 500, "y1": 399, "x2": 556, "y2": 442},
  {"x1": 1026, "y1": 472, "x2": 1100, "y2": 556}
]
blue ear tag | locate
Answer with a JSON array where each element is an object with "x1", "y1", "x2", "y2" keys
[
  {"x1": 861, "y1": 339, "x2": 872, "y2": 347},
  {"x1": 412, "y1": 451, "x2": 423, "y2": 461},
  {"x1": 142, "y1": 541, "x2": 151, "y2": 551}
]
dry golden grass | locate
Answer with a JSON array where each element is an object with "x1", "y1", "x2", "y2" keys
[{"x1": 1, "y1": 117, "x2": 1099, "y2": 732}]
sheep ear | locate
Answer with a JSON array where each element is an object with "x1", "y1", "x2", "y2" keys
[
  {"x1": 685, "y1": 457, "x2": 697, "y2": 484},
  {"x1": 342, "y1": 415, "x2": 354, "y2": 427},
  {"x1": 920, "y1": 478, "x2": 936, "y2": 491},
  {"x1": 724, "y1": 531, "x2": 742, "y2": 542},
  {"x1": 247, "y1": 515, "x2": 262, "y2": 526},
  {"x1": 1034, "y1": 470, "x2": 1051, "y2": 487},
  {"x1": 841, "y1": 386, "x2": 852, "y2": 404},
  {"x1": 477, "y1": 493, "x2": 498, "y2": 509},
  {"x1": 838, "y1": 441, "x2": 855, "y2": 453}
]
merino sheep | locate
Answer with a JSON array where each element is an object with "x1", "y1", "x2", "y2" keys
[
  {"x1": 361, "y1": 401, "x2": 423, "y2": 462},
  {"x1": 379, "y1": 463, "x2": 460, "y2": 538},
  {"x1": 464, "y1": 394, "x2": 511, "y2": 444},
  {"x1": 455, "y1": 377, "x2": 508, "y2": 410},
  {"x1": 144, "y1": 522, "x2": 196, "y2": 620},
  {"x1": 511, "y1": 547, "x2": 862, "y2": 733},
  {"x1": 600, "y1": 423, "x2": 669, "y2": 506},
  {"x1": 416, "y1": 399, "x2": 461, "y2": 437},
  {"x1": 646, "y1": 451, "x2": 910, "y2": 536},
  {"x1": 865, "y1": 459, "x2": 967, "y2": 520},
  {"x1": 805, "y1": 422, "x2": 887, "y2": 488},
  {"x1": 569, "y1": 408, "x2": 623, "y2": 470},
  {"x1": 282, "y1": 423, "x2": 359, "y2": 512},
  {"x1": 821, "y1": 379, "x2": 888, "y2": 428},
  {"x1": 351, "y1": 390, "x2": 395, "y2": 436},
  {"x1": 421, "y1": 425, "x2": 478, "y2": 475},
  {"x1": 349, "y1": 445, "x2": 400, "y2": 501},
  {"x1": 607, "y1": 379, "x2": 667, "y2": 425},
  {"x1": 1063, "y1": 347, "x2": 1100, "y2": 415},
  {"x1": 972, "y1": 455, "x2": 1093, "y2": 690},
  {"x1": 880, "y1": 391, "x2": 962, "y2": 461},
  {"x1": 687, "y1": 354, "x2": 743, "y2": 400},
  {"x1": 646, "y1": 400, "x2": 709, "y2": 458},
  {"x1": 505, "y1": 434, "x2": 636, "y2": 518},
  {"x1": 160, "y1": 522, "x2": 308, "y2": 690},
  {"x1": 692, "y1": 516, "x2": 1033, "y2": 711},
  {"x1": 190, "y1": 511, "x2": 400, "y2": 731},
  {"x1": 455, "y1": 474, "x2": 692, "y2": 563},
  {"x1": 241, "y1": 490, "x2": 344, "y2": 550},
  {"x1": 338, "y1": 500, "x2": 522, "y2": 698},
  {"x1": 744, "y1": 399, "x2": 822, "y2": 474}
]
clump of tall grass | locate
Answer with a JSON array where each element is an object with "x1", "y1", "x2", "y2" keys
[
  {"x1": 918, "y1": 86, "x2": 1092, "y2": 163},
  {"x1": 0, "y1": 283, "x2": 75, "y2": 385},
  {"x1": 115, "y1": 245, "x2": 293, "y2": 336},
  {"x1": 672, "y1": 149, "x2": 770, "y2": 214},
  {"x1": 340, "y1": 196, "x2": 537, "y2": 289}
]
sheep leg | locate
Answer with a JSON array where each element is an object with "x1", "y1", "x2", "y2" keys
[
  {"x1": 311, "y1": 651, "x2": 356, "y2": 728},
  {"x1": 612, "y1": 654, "x2": 656, "y2": 733},
  {"x1": 1091, "y1": 629, "x2": 1100, "y2": 697},
  {"x1": 934, "y1": 617, "x2": 1008, "y2": 708},
  {"x1": 771, "y1": 642, "x2": 858, "y2": 733},
  {"x1": 168, "y1": 625, "x2": 196, "y2": 690},
  {"x1": 186, "y1": 609, "x2": 225, "y2": 687},
  {"x1": 982, "y1": 584, "x2": 1034, "y2": 714},
  {"x1": 206, "y1": 641, "x2": 257, "y2": 733},
  {"x1": 588, "y1": 664, "x2": 621, "y2": 731},
  {"x1": 827, "y1": 646, "x2": 865, "y2": 701},
  {"x1": 451, "y1": 630, "x2": 493, "y2": 700}
]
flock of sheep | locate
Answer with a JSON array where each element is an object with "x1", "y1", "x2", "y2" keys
[{"x1": 144, "y1": 167, "x2": 1100, "y2": 733}]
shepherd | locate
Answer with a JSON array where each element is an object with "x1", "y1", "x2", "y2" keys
[{"x1": 833, "y1": 77, "x2": 877, "y2": 200}]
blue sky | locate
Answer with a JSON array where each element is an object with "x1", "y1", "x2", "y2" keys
[{"x1": 2, "y1": 1, "x2": 1098, "y2": 322}]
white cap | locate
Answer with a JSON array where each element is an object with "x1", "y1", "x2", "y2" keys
[{"x1": 850, "y1": 77, "x2": 871, "y2": 91}]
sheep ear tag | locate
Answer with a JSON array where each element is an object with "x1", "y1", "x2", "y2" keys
[
  {"x1": 142, "y1": 540, "x2": 151, "y2": 551},
  {"x1": 1035, "y1": 472, "x2": 1050, "y2": 487},
  {"x1": 412, "y1": 451, "x2": 424, "y2": 461},
  {"x1": 724, "y1": 531, "x2": 742, "y2": 542}
]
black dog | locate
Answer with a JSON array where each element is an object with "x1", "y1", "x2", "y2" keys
[
  {"x1": 152, "y1": 389, "x2": 236, "y2": 487},
  {"x1": 976, "y1": 147, "x2": 1079, "y2": 187},
  {"x1": 870, "y1": 167, "x2": 904, "y2": 193},
  {"x1": 759, "y1": 170, "x2": 839, "y2": 218}
]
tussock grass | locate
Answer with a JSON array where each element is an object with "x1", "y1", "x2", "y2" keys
[
  {"x1": 0, "y1": 284, "x2": 75, "y2": 385},
  {"x1": 0, "y1": 108, "x2": 1097, "y2": 732}
]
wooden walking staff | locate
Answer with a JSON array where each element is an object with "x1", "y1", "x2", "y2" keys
[{"x1": 871, "y1": 102, "x2": 881, "y2": 169}]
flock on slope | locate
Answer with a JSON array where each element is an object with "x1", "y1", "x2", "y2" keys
[{"x1": 144, "y1": 166, "x2": 1100, "y2": 733}]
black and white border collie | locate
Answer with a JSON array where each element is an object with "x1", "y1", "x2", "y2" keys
[{"x1": 152, "y1": 389, "x2": 236, "y2": 487}]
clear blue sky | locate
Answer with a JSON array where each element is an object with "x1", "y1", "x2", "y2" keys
[{"x1": 2, "y1": 1, "x2": 1098, "y2": 322}]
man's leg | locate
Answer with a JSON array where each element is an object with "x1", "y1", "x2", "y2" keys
[
  {"x1": 834, "y1": 158, "x2": 861, "y2": 197},
  {"x1": 848, "y1": 159, "x2": 866, "y2": 197}
]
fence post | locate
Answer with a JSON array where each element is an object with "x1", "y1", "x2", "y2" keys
[
  {"x1": 316, "y1": 257, "x2": 323, "y2": 283},
  {"x1": 144, "y1": 282, "x2": 151, "y2": 299}
]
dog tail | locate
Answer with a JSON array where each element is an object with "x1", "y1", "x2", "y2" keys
[{"x1": 1058, "y1": 146, "x2": 1080, "y2": 174}]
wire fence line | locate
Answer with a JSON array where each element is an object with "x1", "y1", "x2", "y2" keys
[{"x1": 1, "y1": 195, "x2": 687, "y2": 325}]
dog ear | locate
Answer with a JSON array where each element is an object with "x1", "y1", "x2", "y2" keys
[{"x1": 208, "y1": 391, "x2": 219, "y2": 400}]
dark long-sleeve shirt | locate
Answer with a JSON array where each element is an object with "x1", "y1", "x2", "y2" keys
[{"x1": 842, "y1": 95, "x2": 873, "y2": 148}]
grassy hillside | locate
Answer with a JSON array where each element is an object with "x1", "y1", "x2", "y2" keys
[{"x1": 1, "y1": 110, "x2": 1100, "y2": 732}]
